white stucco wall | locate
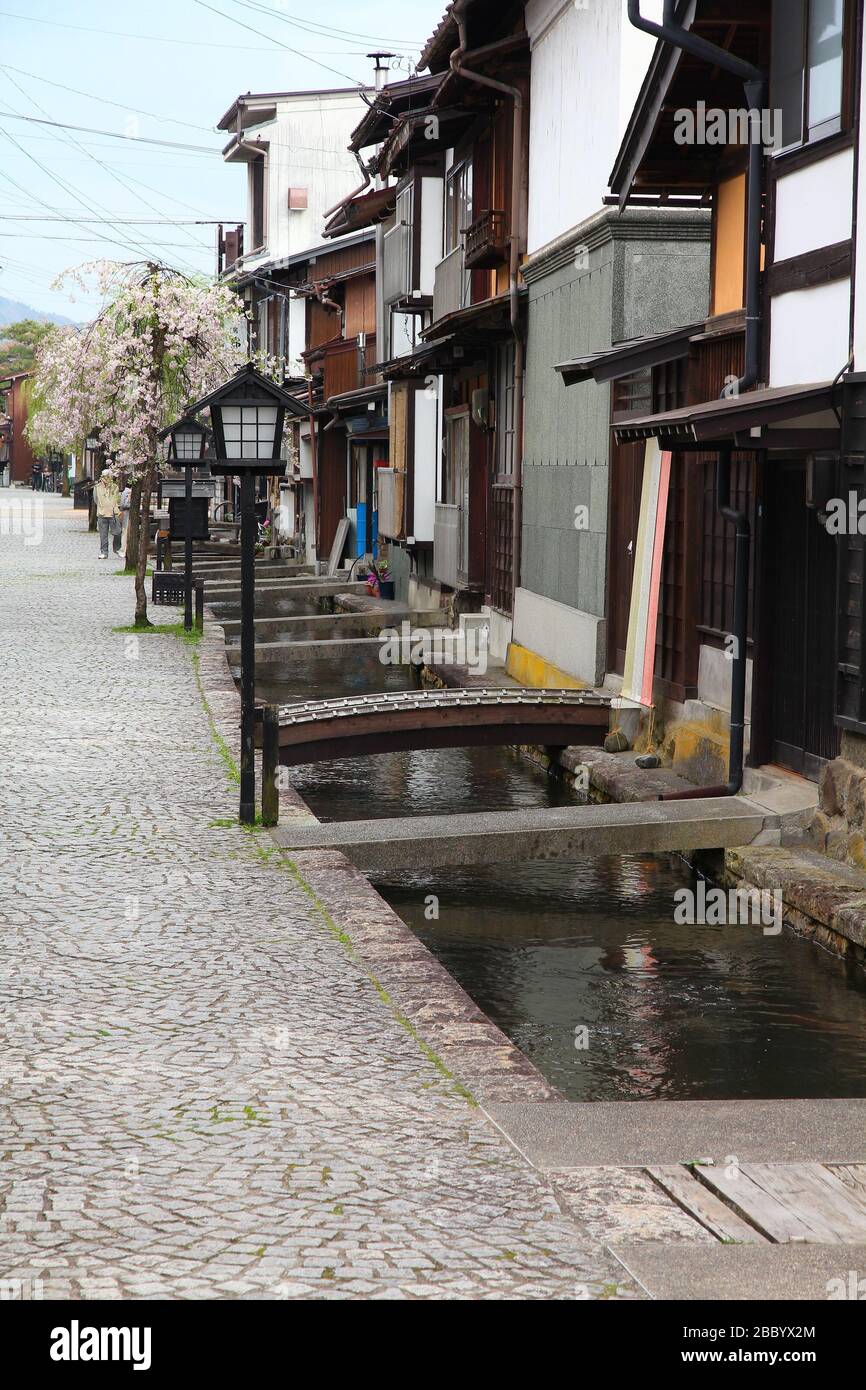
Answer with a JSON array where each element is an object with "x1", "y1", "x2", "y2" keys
[
  {"x1": 770, "y1": 277, "x2": 852, "y2": 386},
  {"x1": 854, "y1": 34, "x2": 866, "y2": 369},
  {"x1": 237, "y1": 89, "x2": 369, "y2": 271},
  {"x1": 412, "y1": 386, "x2": 438, "y2": 544},
  {"x1": 525, "y1": 0, "x2": 660, "y2": 252},
  {"x1": 772, "y1": 148, "x2": 854, "y2": 262}
]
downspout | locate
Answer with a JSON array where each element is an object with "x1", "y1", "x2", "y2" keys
[
  {"x1": 449, "y1": 0, "x2": 525, "y2": 592},
  {"x1": 314, "y1": 282, "x2": 341, "y2": 316},
  {"x1": 661, "y1": 444, "x2": 750, "y2": 800},
  {"x1": 323, "y1": 150, "x2": 372, "y2": 222},
  {"x1": 627, "y1": 2, "x2": 763, "y2": 798},
  {"x1": 307, "y1": 378, "x2": 320, "y2": 561},
  {"x1": 626, "y1": 1, "x2": 766, "y2": 393}
]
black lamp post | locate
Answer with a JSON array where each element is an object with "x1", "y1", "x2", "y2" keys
[
  {"x1": 158, "y1": 416, "x2": 209, "y2": 632},
  {"x1": 185, "y1": 364, "x2": 307, "y2": 824}
]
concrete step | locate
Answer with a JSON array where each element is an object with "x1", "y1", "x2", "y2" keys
[
  {"x1": 205, "y1": 580, "x2": 368, "y2": 600},
  {"x1": 218, "y1": 609, "x2": 443, "y2": 641},
  {"x1": 272, "y1": 796, "x2": 772, "y2": 870}
]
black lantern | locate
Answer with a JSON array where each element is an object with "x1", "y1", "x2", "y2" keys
[
  {"x1": 185, "y1": 364, "x2": 308, "y2": 824},
  {"x1": 158, "y1": 415, "x2": 212, "y2": 635},
  {"x1": 187, "y1": 363, "x2": 304, "y2": 474},
  {"x1": 160, "y1": 416, "x2": 210, "y2": 463}
]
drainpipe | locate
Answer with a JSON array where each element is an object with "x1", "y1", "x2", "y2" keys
[
  {"x1": 307, "y1": 378, "x2": 320, "y2": 561},
  {"x1": 449, "y1": 0, "x2": 525, "y2": 591},
  {"x1": 661, "y1": 443, "x2": 750, "y2": 800},
  {"x1": 627, "y1": 1, "x2": 766, "y2": 392},
  {"x1": 323, "y1": 150, "x2": 372, "y2": 222},
  {"x1": 627, "y1": 2, "x2": 761, "y2": 798},
  {"x1": 314, "y1": 281, "x2": 341, "y2": 316}
]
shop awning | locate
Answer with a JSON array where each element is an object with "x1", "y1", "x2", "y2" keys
[{"x1": 613, "y1": 380, "x2": 842, "y2": 449}]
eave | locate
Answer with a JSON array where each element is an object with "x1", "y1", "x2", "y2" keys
[{"x1": 613, "y1": 380, "x2": 842, "y2": 448}]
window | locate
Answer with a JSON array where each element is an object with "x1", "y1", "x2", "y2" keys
[
  {"x1": 772, "y1": 0, "x2": 846, "y2": 149},
  {"x1": 250, "y1": 155, "x2": 266, "y2": 249},
  {"x1": 495, "y1": 341, "x2": 516, "y2": 479},
  {"x1": 444, "y1": 159, "x2": 472, "y2": 255},
  {"x1": 612, "y1": 368, "x2": 653, "y2": 420},
  {"x1": 443, "y1": 409, "x2": 471, "y2": 578}
]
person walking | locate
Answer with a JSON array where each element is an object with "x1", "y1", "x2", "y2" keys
[
  {"x1": 119, "y1": 480, "x2": 132, "y2": 546},
  {"x1": 94, "y1": 471, "x2": 122, "y2": 560}
]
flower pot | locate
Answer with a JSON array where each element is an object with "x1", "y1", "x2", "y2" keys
[{"x1": 379, "y1": 578, "x2": 395, "y2": 600}]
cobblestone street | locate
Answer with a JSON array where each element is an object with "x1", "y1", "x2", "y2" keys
[{"x1": 0, "y1": 494, "x2": 635, "y2": 1300}]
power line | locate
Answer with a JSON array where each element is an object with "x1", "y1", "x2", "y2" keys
[
  {"x1": 0, "y1": 132, "x2": 170, "y2": 262},
  {"x1": 193, "y1": 0, "x2": 366, "y2": 87},
  {"x1": 227, "y1": 0, "x2": 421, "y2": 47},
  {"x1": 0, "y1": 65, "x2": 215, "y2": 133},
  {"x1": 0, "y1": 216, "x2": 242, "y2": 225},
  {"x1": 0, "y1": 111, "x2": 219, "y2": 153},
  {"x1": 0, "y1": 88, "x2": 205, "y2": 270},
  {"x1": 0, "y1": 75, "x2": 210, "y2": 267},
  {"x1": 0, "y1": 7, "x2": 381, "y2": 53},
  {"x1": 0, "y1": 233, "x2": 211, "y2": 248}
]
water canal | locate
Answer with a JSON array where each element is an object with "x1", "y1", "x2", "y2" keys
[{"x1": 213, "y1": 591, "x2": 866, "y2": 1102}]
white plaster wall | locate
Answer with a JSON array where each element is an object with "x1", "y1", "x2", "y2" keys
[
  {"x1": 412, "y1": 385, "x2": 437, "y2": 544},
  {"x1": 239, "y1": 90, "x2": 368, "y2": 270},
  {"x1": 525, "y1": 0, "x2": 659, "y2": 252},
  {"x1": 772, "y1": 148, "x2": 854, "y2": 262},
  {"x1": 854, "y1": 33, "x2": 866, "y2": 368},
  {"x1": 420, "y1": 177, "x2": 444, "y2": 296},
  {"x1": 287, "y1": 295, "x2": 306, "y2": 374},
  {"x1": 769, "y1": 278, "x2": 852, "y2": 385}
]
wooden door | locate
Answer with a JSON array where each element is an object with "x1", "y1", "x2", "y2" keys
[
  {"x1": 607, "y1": 437, "x2": 645, "y2": 675},
  {"x1": 766, "y1": 459, "x2": 840, "y2": 779}
]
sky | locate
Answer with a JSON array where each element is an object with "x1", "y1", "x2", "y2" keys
[{"x1": 0, "y1": 0, "x2": 446, "y2": 319}]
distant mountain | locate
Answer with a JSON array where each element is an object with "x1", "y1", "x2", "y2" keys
[{"x1": 0, "y1": 296, "x2": 78, "y2": 329}]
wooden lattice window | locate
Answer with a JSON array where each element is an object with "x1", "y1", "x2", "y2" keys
[{"x1": 490, "y1": 484, "x2": 513, "y2": 615}]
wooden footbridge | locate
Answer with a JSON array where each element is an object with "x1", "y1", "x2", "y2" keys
[
  {"x1": 259, "y1": 686, "x2": 612, "y2": 766},
  {"x1": 254, "y1": 687, "x2": 780, "y2": 861}
]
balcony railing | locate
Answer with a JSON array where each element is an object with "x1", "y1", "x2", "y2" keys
[
  {"x1": 432, "y1": 245, "x2": 470, "y2": 323},
  {"x1": 463, "y1": 210, "x2": 507, "y2": 269}
]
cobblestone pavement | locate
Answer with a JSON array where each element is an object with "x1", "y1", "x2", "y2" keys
[{"x1": 0, "y1": 493, "x2": 641, "y2": 1300}]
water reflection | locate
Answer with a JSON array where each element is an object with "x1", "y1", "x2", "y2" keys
[
  {"x1": 378, "y1": 858, "x2": 866, "y2": 1101},
  {"x1": 251, "y1": 629, "x2": 866, "y2": 1101}
]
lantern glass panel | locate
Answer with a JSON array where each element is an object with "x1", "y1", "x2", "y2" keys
[
  {"x1": 221, "y1": 404, "x2": 279, "y2": 459},
  {"x1": 174, "y1": 428, "x2": 204, "y2": 461}
]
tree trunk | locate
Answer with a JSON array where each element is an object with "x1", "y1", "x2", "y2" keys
[
  {"x1": 133, "y1": 455, "x2": 156, "y2": 627},
  {"x1": 125, "y1": 480, "x2": 142, "y2": 572}
]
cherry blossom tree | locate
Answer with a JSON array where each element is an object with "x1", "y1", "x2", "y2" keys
[{"x1": 28, "y1": 261, "x2": 247, "y2": 626}]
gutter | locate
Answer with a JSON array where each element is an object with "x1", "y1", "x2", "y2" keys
[
  {"x1": 449, "y1": 0, "x2": 526, "y2": 591},
  {"x1": 627, "y1": 2, "x2": 762, "y2": 801},
  {"x1": 626, "y1": 0, "x2": 766, "y2": 395}
]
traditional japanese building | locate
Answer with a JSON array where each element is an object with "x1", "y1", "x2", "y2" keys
[{"x1": 561, "y1": 0, "x2": 860, "y2": 790}]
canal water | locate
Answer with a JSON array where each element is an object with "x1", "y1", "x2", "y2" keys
[{"x1": 236, "y1": 625, "x2": 866, "y2": 1101}]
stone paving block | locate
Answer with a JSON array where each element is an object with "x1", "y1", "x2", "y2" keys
[{"x1": 0, "y1": 495, "x2": 644, "y2": 1300}]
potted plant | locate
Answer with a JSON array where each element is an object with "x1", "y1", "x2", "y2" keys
[{"x1": 367, "y1": 557, "x2": 394, "y2": 600}]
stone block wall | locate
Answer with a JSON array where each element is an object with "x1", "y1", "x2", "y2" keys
[{"x1": 807, "y1": 756, "x2": 866, "y2": 871}]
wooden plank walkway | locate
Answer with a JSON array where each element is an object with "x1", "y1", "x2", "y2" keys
[{"x1": 650, "y1": 1163, "x2": 866, "y2": 1245}]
